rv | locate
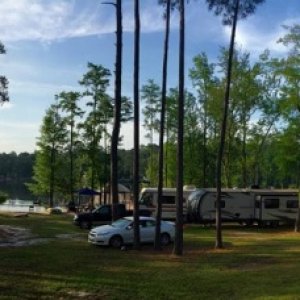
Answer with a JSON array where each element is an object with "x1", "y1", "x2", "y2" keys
[
  {"x1": 187, "y1": 188, "x2": 299, "y2": 226},
  {"x1": 139, "y1": 186, "x2": 196, "y2": 220}
]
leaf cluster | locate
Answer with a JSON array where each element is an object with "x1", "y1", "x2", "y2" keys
[{"x1": 206, "y1": 0, "x2": 265, "y2": 25}]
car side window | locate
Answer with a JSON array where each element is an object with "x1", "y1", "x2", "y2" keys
[
  {"x1": 99, "y1": 206, "x2": 110, "y2": 215},
  {"x1": 145, "y1": 220, "x2": 155, "y2": 227},
  {"x1": 139, "y1": 220, "x2": 147, "y2": 227}
]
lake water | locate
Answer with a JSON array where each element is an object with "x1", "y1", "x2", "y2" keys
[{"x1": 0, "y1": 199, "x2": 46, "y2": 213}]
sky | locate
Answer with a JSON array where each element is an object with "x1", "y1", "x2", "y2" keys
[{"x1": 0, "y1": 0, "x2": 299, "y2": 154}]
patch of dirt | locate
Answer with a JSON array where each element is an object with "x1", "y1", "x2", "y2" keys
[
  {"x1": 63, "y1": 290, "x2": 109, "y2": 299},
  {"x1": 0, "y1": 225, "x2": 33, "y2": 247},
  {"x1": 0, "y1": 225, "x2": 84, "y2": 247}
]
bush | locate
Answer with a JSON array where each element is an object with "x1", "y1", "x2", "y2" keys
[{"x1": 0, "y1": 191, "x2": 8, "y2": 204}]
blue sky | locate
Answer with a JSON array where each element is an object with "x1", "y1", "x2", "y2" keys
[{"x1": 0, "y1": 0, "x2": 299, "y2": 153}]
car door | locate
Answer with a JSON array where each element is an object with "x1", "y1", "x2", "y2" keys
[
  {"x1": 93, "y1": 205, "x2": 111, "y2": 226},
  {"x1": 121, "y1": 221, "x2": 134, "y2": 244},
  {"x1": 139, "y1": 220, "x2": 155, "y2": 242}
]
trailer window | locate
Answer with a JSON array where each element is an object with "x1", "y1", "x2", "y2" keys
[
  {"x1": 139, "y1": 193, "x2": 154, "y2": 207},
  {"x1": 286, "y1": 200, "x2": 299, "y2": 209},
  {"x1": 162, "y1": 195, "x2": 175, "y2": 204},
  {"x1": 264, "y1": 198, "x2": 279, "y2": 209}
]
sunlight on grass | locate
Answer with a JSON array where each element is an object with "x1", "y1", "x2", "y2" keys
[{"x1": 1, "y1": 214, "x2": 300, "y2": 299}]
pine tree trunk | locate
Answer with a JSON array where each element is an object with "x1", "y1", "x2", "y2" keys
[
  {"x1": 155, "y1": 0, "x2": 171, "y2": 251},
  {"x1": 49, "y1": 146, "x2": 55, "y2": 208},
  {"x1": 173, "y1": 0, "x2": 185, "y2": 256},
  {"x1": 133, "y1": 0, "x2": 141, "y2": 250},
  {"x1": 70, "y1": 119, "x2": 74, "y2": 203},
  {"x1": 295, "y1": 190, "x2": 300, "y2": 232},
  {"x1": 215, "y1": 0, "x2": 239, "y2": 249},
  {"x1": 111, "y1": 0, "x2": 122, "y2": 220}
]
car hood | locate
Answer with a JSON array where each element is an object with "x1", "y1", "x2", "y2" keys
[
  {"x1": 90, "y1": 224, "x2": 115, "y2": 234},
  {"x1": 75, "y1": 212, "x2": 93, "y2": 219}
]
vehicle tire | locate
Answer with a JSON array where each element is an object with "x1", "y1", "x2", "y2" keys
[
  {"x1": 109, "y1": 235, "x2": 123, "y2": 248},
  {"x1": 271, "y1": 221, "x2": 279, "y2": 228},
  {"x1": 80, "y1": 221, "x2": 91, "y2": 229},
  {"x1": 239, "y1": 220, "x2": 253, "y2": 227},
  {"x1": 160, "y1": 233, "x2": 171, "y2": 246}
]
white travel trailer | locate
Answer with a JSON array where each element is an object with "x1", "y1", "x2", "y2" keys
[
  {"x1": 254, "y1": 190, "x2": 298, "y2": 226},
  {"x1": 187, "y1": 188, "x2": 299, "y2": 226},
  {"x1": 139, "y1": 186, "x2": 196, "y2": 220}
]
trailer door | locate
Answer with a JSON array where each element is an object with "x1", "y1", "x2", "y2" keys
[{"x1": 260, "y1": 196, "x2": 280, "y2": 225}]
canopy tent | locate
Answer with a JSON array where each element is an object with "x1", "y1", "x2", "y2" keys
[
  {"x1": 73, "y1": 188, "x2": 101, "y2": 209},
  {"x1": 75, "y1": 188, "x2": 101, "y2": 196}
]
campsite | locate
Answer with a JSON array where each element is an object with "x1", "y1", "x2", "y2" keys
[
  {"x1": 1, "y1": 0, "x2": 300, "y2": 298},
  {"x1": 1, "y1": 212, "x2": 300, "y2": 299}
]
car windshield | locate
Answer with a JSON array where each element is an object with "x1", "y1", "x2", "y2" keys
[{"x1": 111, "y1": 218, "x2": 132, "y2": 228}]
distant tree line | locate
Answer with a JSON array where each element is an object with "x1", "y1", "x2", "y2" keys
[
  {"x1": 0, "y1": 147, "x2": 155, "y2": 200},
  {"x1": 0, "y1": 152, "x2": 34, "y2": 182}
]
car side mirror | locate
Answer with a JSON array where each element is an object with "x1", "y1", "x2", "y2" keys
[{"x1": 126, "y1": 225, "x2": 133, "y2": 230}]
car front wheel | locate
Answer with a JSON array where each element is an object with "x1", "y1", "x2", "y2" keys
[
  {"x1": 160, "y1": 233, "x2": 171, "y2": 246},
  {"x1": 109, "y1": 235, "x2": 123, "y2": 248}
]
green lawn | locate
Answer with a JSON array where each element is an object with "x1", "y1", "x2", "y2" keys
[{"x1": 0, "y1": 214, "x2": 300, "y2": 300}]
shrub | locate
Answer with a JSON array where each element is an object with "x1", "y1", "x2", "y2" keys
[{"x1": 0, "y1": 191, "x2": 8, "y2": 204}]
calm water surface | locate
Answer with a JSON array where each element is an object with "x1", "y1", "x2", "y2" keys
[{"x1": 0, "y1": 199, "x2": 46, "y2": 213}]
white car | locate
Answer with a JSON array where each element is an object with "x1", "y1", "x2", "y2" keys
[{"x1": 88, "y1": 216, "x2": 175, "y2": 248}]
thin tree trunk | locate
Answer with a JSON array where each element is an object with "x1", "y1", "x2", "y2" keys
[
  {"x1": 91, "y1": 97, "x2": 97, "y2": 206},
  {"x1": 173, "y1": 0, "x2": 185, "y2": 256},
  {"x1": 133, "y1": 0, "x2": 141, "y2": 250},
  {"x1": 104, "y1": 128, "x2": 108, "y2": 204},
  {"x1": 242, "y1": 117, "x2": 247, "y2": 188},
  {"x1": 215, "y1": 0, "x2": 239, "y2": 249},
  {"x1": 70, "y1": 120, "x2": 74, "y2": 203},
  {"x1": 295, "y1": 191, "x2": 300, "y2": 232},
  {"x1": 155, "y1": 0, "x2": 171, "y2": 251},
  {"x1": 203, "y1": 104, "x2": 207, "y2": 187},
  {"x1": 110, "y1": 0, "x2": 122, "y2": 220},
  {"x1": 49, "y1": 146, "x2": 55, "y2": 208},
  {"x1": 295, "y1": 162, "x2": 300, "y2": 232}
]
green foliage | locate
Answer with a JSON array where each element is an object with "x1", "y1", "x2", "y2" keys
[
  {"x1": 79, "y1": 63, "x2": 113, "y2": 191},
  {"x1": 206, "y1": 0, "x2": 265, "y2": 25},
  {"x1": 0, "y1": 41, "x2": 8, "y2": 103},
  {"x1": 141, "y1": 79, "x2": 161, "y2": 142},
  {"x1": 24, "y1": 23, "x2": 300, "y2": 198},
  {"x1": 0, "y1": 191, "x2": 8, "y2": 204}
]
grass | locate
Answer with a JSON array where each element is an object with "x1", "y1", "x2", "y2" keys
[{"x1": 1, "y1": 214, "x2": 300, "y2": 299}]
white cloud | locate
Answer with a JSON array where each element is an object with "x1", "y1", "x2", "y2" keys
[
  {"x1": 222, "y1": 17, "x2": 300, "y2": 56},
  {"x1": 0, "y1": 0, "x2": 170, "y2": 43},
  {"x1": 0, "y1": 0, "x2": 72, "y2": 42},
  {"x1": 11, "y1": 79, "x2": 80, "y2": 96},
  {"x1": 0, "y1": 102, "x2": 14, "y2": 110},
  {"x1": 0, "y1": 120, "x2": 38, "y2": 130}
]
